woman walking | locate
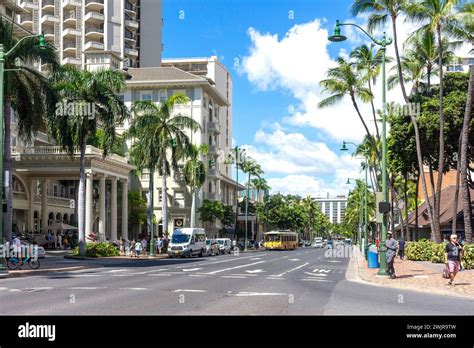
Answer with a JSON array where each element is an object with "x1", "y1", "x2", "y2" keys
[{"x1": 445, "y1": 234, "x2": 464, "y2": 286}]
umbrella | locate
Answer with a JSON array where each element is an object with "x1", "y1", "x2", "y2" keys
[{"x1": 42, "y1": 222, "x2": 78, "y2": 231}]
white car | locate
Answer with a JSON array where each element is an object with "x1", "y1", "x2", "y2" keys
[
  {"x1": 313, "y1": 238, "x2": 324, "y2": 248},
  {"x1": 205, "y1": 239, "x2": 220, "y2": 256},
  {"x1": 216, "y1": 238, "x2": 232, "y2": 254}
]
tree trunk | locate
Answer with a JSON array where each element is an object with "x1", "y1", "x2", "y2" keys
[
  {"x1": 78, "y1": 137, "x2": 87, "y2": 256},
  {"x1": 404, "y1": 174, "x2": 409, "y2": 240},
  {"x1": 392, "y1": 15, "x2": 409, "y2": 104},
  {"x1": 147, "y1": 170, "x2": 154, "y2": 239},
  {"x1": 415, "y1": 174, "x2": 420, "y2": 241},
  {"x1": 368, "y1": 78, "x2": 380, "y2": 141},
  {"x1": 433, "y1": 25, "x2": 445, "y2": 243},
  {"x1": 162, "y1": 156, "x2": 169, "y2": 236},
  {"x1": 452, "y1": 135, "x2": 462, "y2": 234},
  {"x1": 3, "y1": 95, "x2": 13, "y2": 241},
  {"x1": 350, "y1": 94, "x2": 374, "y2": 146},
  {"x1": 460, "y1": 65, "x2": 474, "y2": 242},
  {"x1": 190, "y1": 188, "x2": 196, "y2": 228}
]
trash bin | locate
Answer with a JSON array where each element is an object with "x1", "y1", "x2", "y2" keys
[{"x1": 368, "y1": 244, "x2": 379, "y2": 268}]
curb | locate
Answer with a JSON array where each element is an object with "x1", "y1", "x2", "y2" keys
[{"x1": 346, "y1": 246, "x2": 474, "y2": 300}]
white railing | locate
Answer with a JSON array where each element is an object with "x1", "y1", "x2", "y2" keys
[{"x1": 12, "y1": 145, "x2": 128, "y2": 163}]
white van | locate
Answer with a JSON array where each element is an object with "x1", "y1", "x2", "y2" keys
[
  {"x1": 216, "y1": 238, "x2": 232, "y2": 254},
  {"x1": 168, "y1": 228, "x2": 207, "y2": 258}
]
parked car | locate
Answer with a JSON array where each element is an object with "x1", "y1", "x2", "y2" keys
[
  {"x1": 205, "y1": 239, "x2": 220, "y2": 256},
  {"x1": 344, "y1": 238, "x2": 352, "y2": 245},
  {"x1": 19, "y1": 242, "x2": 46, "y2": 259},
  {"x1": 216, "y1": 238, "x2": 232, "y2": 254}
]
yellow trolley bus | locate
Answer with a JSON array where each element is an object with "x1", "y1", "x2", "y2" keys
[{"x1": 263, "y1": 231, "x2": 298, "y2": 250}]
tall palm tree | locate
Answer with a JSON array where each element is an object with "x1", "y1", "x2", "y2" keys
[
  {"x1": 351, "y1": 44, "x2": 392, "y2": 140},
  {"x1": 241, "y1": 158, "x2": 264, "y2": 242},
  {"x1": 250, "y1": 177, "x2": 270, "y2": 239},
  {"x1": 388, "y1": 52, "x2": 426, "y2": 94},
  {"x1": 406, "y1": 0, "x2": 459, "y2": 242},
  {"x1": 184, "y1": 144, "x2": 209, "y2": 228},
  {"x1": 351, "y1": 0, "x2": 437, "y2": 239},
  {"x1": 448, "y1": 2, "x2": 474, "y2": 241},
  {"x1": 129, "y1": 95, "x2": 201, "y2": 238},
  {"x1": 46, "y1": 66, "x2": 128, "y2": 255},
  {"x1": 319, "y1": 57, "x2": 374, "y2": 139},
  {"x1": 0, "y1": 18, "x2": 59, "y2": 241}
]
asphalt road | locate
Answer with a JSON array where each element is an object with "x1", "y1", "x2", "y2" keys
[{"x1": 1, "y1": 247, "x2": 473, "y2": 315}]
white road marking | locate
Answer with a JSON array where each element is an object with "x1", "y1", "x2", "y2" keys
[
  {"x1": 301, "y1": 278, "x2": 333, "y2": 282},
  {"x1": 272, "y1": 262, "x2": 309, "y2": 277},
  {"x1": 229, "y1": 273, "x2": 257, "y2": 277},
  {"x1": 68, "y1": 287, "x2": 105, "y2": 290},
  {"x1": 205, "y1": 261, "x2": 265, "y2": 275},
  {"x1": 25, "y1": 287, "x2": 53, "y2": 290},
  {"x1": 182, "y1": 268, "x2": 202, "y2": 272},
  {"x1": 221, "y1": 276, "x2": 247, "y2": 279},
  {"x1": 134, "y1": 269, "x2": 171, "y2": 275},
  {"x1": 174, "y1": 253, "x2": 268, "y2": 269},
  {"x1": 147, "y1": 273, "x2": 171, "y2": 276},
  {"x1": 0, "y1": 287, "x2": 8, "y2": 291},
  {"x1": 313, "y1": 268, "x2": 331, "y2": 273},
  {"x1": 9, "y1": 289, "x2": 21, "y2": 292},
  {"x1": 245, "y1": 269, "x2": 264, "y2": 274},
  {"x1": 120, "y1": 288, "x2": 149, "y2": 291},
  {"x1": 110, "y1": 274, "x2": 134, "y2": 277},
  {"x1": 326, "y1": 260, "x2": 341, "y2": 263},
  {"x1": 108, "y1": 269, "x2": 127, "y2": 273},
  {"x1": 72, "y1": 274, "x2": 102, "y2": 277},
  {"x1": 189, "y1": 274, "x2": 207, "y2": 277},
  {"x1": 288, "y1": 259, "x2": 300, "y2": 261},
  {"x1": 304, "y1": 272, "x2": 327, "y2": 277},
  {"x1": 267, "y1": 277, "x2": 285, "y2": 280},
  {"x1": 235, "y1": 292, "x2": 287, "y2": 297},
  {"x1": 172, "y1": 289, "x2": 207, "y2": 293}
]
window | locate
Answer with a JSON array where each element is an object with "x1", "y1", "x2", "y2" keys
[
  {"x1": 157, "y1": 189, "x2": 163, "y2": 203},
  {"x1": 53, "y1": 184, "x2": 58, "y2": 197},
  {"x1": 69, "y1": 187, "x2": 75, "y2": 198},
  {"x1": 174, "y1": 191, "x2": 185, "y2": 208},
  {"x1": 158, "y1": 89, "x2": 167, "y2": 102},
  {"x1": 140, "y1": 91, "x2": 152, "y2": 101}
]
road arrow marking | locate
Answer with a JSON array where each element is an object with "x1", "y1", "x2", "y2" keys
[{"x1": 313, "y1": 268, "x2": 331, "y2": 273}]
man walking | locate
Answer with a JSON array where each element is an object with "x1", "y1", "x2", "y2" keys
[
  {"x1": 445, "y1": 234, "x2": 463, "y2": 286},
  {"x1": 385, "y1": 231, "x2": 398, "y2": 279},
  {"x1": 398, "y1": 237, "x2": 405, "y2": 260},
  {"x1": 135, "y1": 239, "x2": 143, "y2": 258}
]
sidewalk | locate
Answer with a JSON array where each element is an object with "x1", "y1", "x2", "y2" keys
[{"x1": 349, "y1": 245, "x2": 474, "y2": 299}]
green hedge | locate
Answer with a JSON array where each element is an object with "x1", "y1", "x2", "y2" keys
[
  {"x1": 405, "y1": 239, "x2": 474, "y2": 269},
  {"x1": 73, "y1": 242, "x2": 120, "y2": 257}
]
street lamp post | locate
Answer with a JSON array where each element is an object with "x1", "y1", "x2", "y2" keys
[
  {"x1": 330, "y1": 21, "x2": 391, "y2": 276},
  {"x1": 346, "y1": 177, "x2": 363, "y2": 247},
  {"x1": 0, "y1": 34, "x2": 46, "y2": 274}
]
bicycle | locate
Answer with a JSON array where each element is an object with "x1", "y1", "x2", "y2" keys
[{"x1": 6, "y1": 255, "x2": 41, "y2": 270}]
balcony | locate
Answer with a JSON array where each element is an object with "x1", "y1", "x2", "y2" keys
[
  {"x1": 63, "y1": 10, "x2": 77, "y2": 26},
  {"x1": 19, "y1": 14, "x2": 33, "y2": 28},
  {"x1": 41, "y1": 14, "x2": 60, "y2": 24},
  {"x1": 85, "y1": 0, "x2": 104, "y2": 12},
  {"x1": 63, "y1": 0, "x2": 82, "y2": 9},
  {"x1": 42, "y1": 0, "x2": 55, "y2": 9},
  {"x1": 84, "y1": 40, "x2": 104, "y2": 51},
  {"x1": 19, "y1": 1, "x2": 38, "y2": 11},
  {"x1": 42, "y1": 28, "x2": 55, "y2": 41},
  {"x1": 62, "y1": 28, "x2": 80, "y2": 39},
  {"x1": 125, "y1": 47, "x2": 138, "y2": 57},
  {"x1": 125, "y1": 19, "x2": 139, "y2": 30},
  {"x1": 124, "y1": 30, "x2": 136, "y2": 43},
  {"x1": 62, "y1": 41, "x2": 77, "y2": 55},
  {"x1": 208, "y1": 121, "x2": 221, "y2": 134},
  {"x1": 124, "y1": 2, "x2": 137, "y2": 16},
  {"x1": 62, "y1": 57, "x2": 81, "y2": 66},
  {"x1": 84, "y1": 10, "x2": 104, "y2": 23},
  {"x1": 85, "y1": 25, "x2": 104, "y2": 40}
]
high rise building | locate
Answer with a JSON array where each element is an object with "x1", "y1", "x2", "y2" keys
[
  {"x1": 11, "y1": 0, "x2": 162, "y2": 71},
  {"x1": 314, "y1": 196, "x2": 347, "y2": 224}
]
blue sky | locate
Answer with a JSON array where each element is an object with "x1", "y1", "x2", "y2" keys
[{"x1": 161, "y1": 0, "x2": 406, "y2": 197}]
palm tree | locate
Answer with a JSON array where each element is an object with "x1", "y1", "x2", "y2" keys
[
  {"x1": 406, "y1": 0, "x2": 459, "y2": 242},
  {"x1": 250, "y1": 177, "x2": 270, "y2": 239},
  {"x1": 240, "y1": 158, "x2": 264, "y2": 243},
  {"x1": 388, "y1": 52, "x2": 426, "y2": 94},
  {"x1": 351, "y1": 44, "x2": 392, "y2": 140},
  {"x1": 351, "y1": 0, "x2": 437, "y2": 239},
  {"x1": 0, "y1": 18, "x2": 59, "y2": 241},
  {"x1": 184, "y1": 144, "x2": 209, "y2": 228},
  {"x1": 319, "y1": 57, "x2": 374, "y2": 140},
  {"x1": 128, "y1": 95, "x2": 201, "y2": 238},
  {"x1": 448, "y1": 2, "x2": 474, "y2": 241},
  {"x1": 46, "y1": 66, "x2": 128, "y2": 255}
]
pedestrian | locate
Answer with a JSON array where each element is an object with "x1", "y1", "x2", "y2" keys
[
  {"x1": 157, "y1": 238, "x2": 163, "y2": 254},
  {"x1": 57, "y1": 233, "x2": 62, "y2": 250},
  {"x1": 119, "y1": 237, "x2": 125, "y2": 256},
  {"x1": 445, "y1": 234, "x2": 463, "y2": 286},
  {"x1": 141, "y1": 238, "x2": 147, "y2": 256},
  {"x1": 51, "y1": 233, "x2": 57, "y2": 250},
  {"x1": 130, "y1": 239, "x2": 136, "y2": 258},
  {"x1": 12, "y1": 234, "x2": 23, "y2": 269},
  {"x1": 385, "y1": 232, "x2": 398, "y2": 279},
  {"x1": 398, "y1": 237, "x2": 405, "y2": 260},
  {"x1": 135, "y1": 239, "x2": 143, "y2": 258}
]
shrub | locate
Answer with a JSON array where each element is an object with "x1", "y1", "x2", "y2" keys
[
  {"x1": 431, "y1": 242, "x2": 446, "y2": 263},
  {"x1": 405, "y1": 239, "x2": 433, "y2": 261},
  {"x1": 73, "y1": 242, "x2": 120, "y2": 257},
  {"x1": 462, "y1": 244, "x2": 474, "y2": 270}
]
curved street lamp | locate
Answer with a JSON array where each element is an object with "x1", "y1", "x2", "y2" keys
[{"x1": 330, "y1": 21, "x2": 391, "y2": 276}]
